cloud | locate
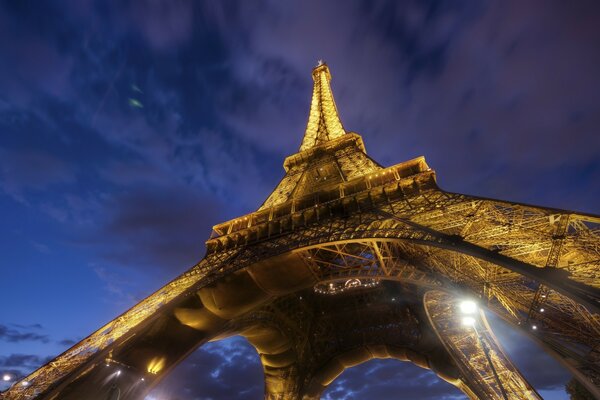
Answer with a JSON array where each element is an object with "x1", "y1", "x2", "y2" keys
[
  {"x1": 0, "y1": 353, "x2": 54, "y2": 386},
  {"x1": 0, "y1": 1, "x2": 593, "y2": 399},
  {"x1": 129, "y1": 0, "x2": 194, "y2": 51},
  {"x1": 323, "y1": 359, "x2": 465, "y2": 400},
  {"x1": 0, "y1": 148, "x2": 76, "y2": 203},
  {"x1": 57, "y1": 339, "x2": 77, "y2": 347},
  {"x1": 0, "y1": 26, "x2": 70, "y2": 105},
  {"x1": 0, "y1": 354, "x2": 45, "y2": 369},
  {"x1": 189, "y1": 0, "x2": 600, "y2": 212},
  {"x1": 0, "y1": 324, "x2": 48, "y2": 344},
  {"x1": 152, "y1": 339, "x2": 466, "y2": 400},
  {"x1": 151, "y1": 336, "x2": 264, "y2": 400},
  {"x1": 93, "y1": 182, "x2": 224, "y2": 272}
]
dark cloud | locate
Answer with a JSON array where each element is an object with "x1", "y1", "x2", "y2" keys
[
  {"x1": 0, "y1": 0, "x2": 595, "y2": 399},
  {"x1": 93, "y1": 182, "x2": 224, "y2": 271},
  {"x1": 0, "y1": 2, "x2": 75, "y2": 105},
  {"x1": 129, "y1": 0, "x2": 194, "y2": 52},
  {"x1": 151, "y1": 336, "x2": 264, "y2": 400},
  {"x1": 57, "y1": 339, "x2": 77, "y2": 347},
  {"x1": 0, "y1": 354, "x2": 44, "y2": 369},
  {"x1": 323, "y1": 359, "x2": 465, "y2": 400},
  {"x1": 0, "y1": 324, "x2": 48, "y2": 344},
  {"x1": 195, "y1": 0, "x2": 600, "y2": 213},
  {"x1": 0, "y1": 353, "x2": 54, "y2": 385},
  {"x1": 10, "y1": 324, "x2": 43, "y2": 330},
  {"x1": 0, "y1": 148, "x2": 76, "y2": 203}
]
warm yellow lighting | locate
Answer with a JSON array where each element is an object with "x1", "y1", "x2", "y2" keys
[
  {"x1": 147, "y1": 357, "x2": 166, "y2": 374},
  {"x1": 299, "y1": 63, "x2": 345, "y2": 152}
]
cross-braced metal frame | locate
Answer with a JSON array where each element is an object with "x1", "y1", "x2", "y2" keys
[{"x1": 3, "y1": 63, "x2": 599, "y2": 400}]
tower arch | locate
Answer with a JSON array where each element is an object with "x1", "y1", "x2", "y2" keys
[{"x1": 5, "y1": 63, "x2": 599, "y2": 400}]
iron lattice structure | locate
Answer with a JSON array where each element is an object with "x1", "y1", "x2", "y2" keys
[{"x1": 3, "y1": 63, "x2": 600, "y2": 400}]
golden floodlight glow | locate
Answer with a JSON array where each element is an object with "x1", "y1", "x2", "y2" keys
[
  {"x1": 5, "y1": 61, "x2": 597, "y2": 400},
  {"x1": 147, "y1": 357, "x2": 166, "y2": 375}
]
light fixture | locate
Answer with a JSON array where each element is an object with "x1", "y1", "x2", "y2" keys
[
  {"x1": 116, "y1": 370, "x2": 122, "y2": 376},
  {"x1": 540, "y1": 308, "x2": 545, "y2": 312},
  {"x1": 459, "y1": 300, "x2": 478, "y2": 314},
  {"x1": 532, "y1": 325, "x2": 538, "y2": 330},
  {"x1": 147, "y1": 357, "x2": 166, "y2": 374},
  {"x1": 462, "y1": 316, "x2": 476, "y2": 327},
  {"x1": 21, "y1": 381, "x2": 29, "y2": 386},
  {"x1": 2, "y1": 374, "x2": 11, "y2": 382}
]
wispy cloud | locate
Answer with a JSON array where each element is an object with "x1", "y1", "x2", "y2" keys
[
  {"x1": 0, "y1": 1, "x2": 595, "y2": 398},
  {"x1": 0, "y1": 324, "x2": 48, "y2": 344}
]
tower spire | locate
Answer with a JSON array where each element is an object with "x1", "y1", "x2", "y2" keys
[{"x1": 299, "y1": 62, "x2": 346, "y2": 151}]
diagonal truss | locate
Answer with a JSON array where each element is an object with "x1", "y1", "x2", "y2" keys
[{"x1": 3, "y1": 63, "x2": 599, "y2": 400}]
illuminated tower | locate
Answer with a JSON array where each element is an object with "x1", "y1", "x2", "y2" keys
[{"x1": 4, "y1": 63, "x2": 600, "y2": 400}]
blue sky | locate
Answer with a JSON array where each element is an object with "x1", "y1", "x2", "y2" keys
[{"x1": 1, "y1": 0, "x2": 599, "y2": 398}]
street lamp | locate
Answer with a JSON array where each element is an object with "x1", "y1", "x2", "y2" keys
[{"x1": 458, "y1": 300, "x2": 509, "y2": 400}]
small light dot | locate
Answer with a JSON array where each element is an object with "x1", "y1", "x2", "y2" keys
[
  {"x1": 21, "y1": 381, "x2": 29, "y2": 386},
  {"x1": 540, "y1": 308, "x2": 545, "y2": 312},
  {"x1": 3, "y1": 374, "x2": 11, "y2": 382},
  {"x1": 532, "y1": 325, "x2": 538, "y2": 330}
]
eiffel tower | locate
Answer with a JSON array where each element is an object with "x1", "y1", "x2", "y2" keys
[{"x1": 4, "y1": 63, "x2": 600, "y2": 400}]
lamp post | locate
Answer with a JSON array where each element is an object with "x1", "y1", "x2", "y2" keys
[{"x1": 460, "y1": 300, "x2": 509, "y2": 400}]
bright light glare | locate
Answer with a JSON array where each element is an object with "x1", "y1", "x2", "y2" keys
[
  {"x1": 21, "y1": 381, "x2": 29, "y2": 386},
  {"x1": 116, "y1": 370, "x2": 122, "y2": 376},
  {"x1": 462, "y1": 316, "x2": 476, "y2": 327},
  {"x1": 459, "y1": 300, "x2": 478, "y2": 314},
  {"x1": 2, "y1": 374, "x2": 11, "y2": 382}
]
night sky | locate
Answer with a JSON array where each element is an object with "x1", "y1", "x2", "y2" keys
[{"x1": 1, "y1": 1, "x2": 599, "y2": 399}]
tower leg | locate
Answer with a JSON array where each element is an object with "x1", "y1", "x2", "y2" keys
[{"x1": 424, "y1": 290, "x2": 542, "y2": 399}]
